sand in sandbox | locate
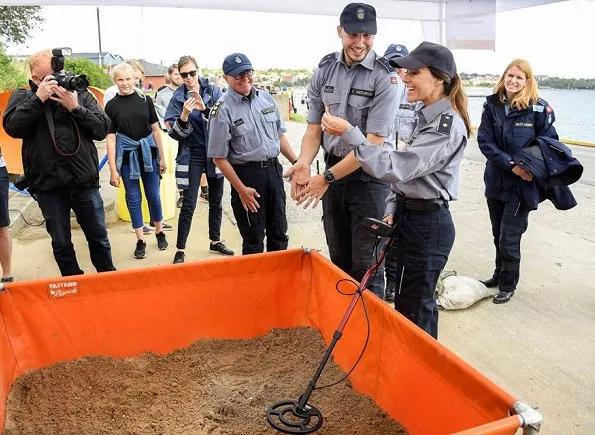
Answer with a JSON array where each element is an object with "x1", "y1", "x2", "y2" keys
[{"x1": 3, "y1": 327, "x2": 407, "y2": 435}]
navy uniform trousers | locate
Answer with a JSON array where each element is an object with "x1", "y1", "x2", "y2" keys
[
  {"x1": 486, "y1": 198, "x2": 530, "y2": 293},
  {"x1": 322, "y1": 167, "x2": 389, "y2": 298},
  {"x1": 390, "y1": 200, "x2": 455, "y2": 339},
  {"x1": 230, "y1": 160, "x2": 288, "y2": 255}
]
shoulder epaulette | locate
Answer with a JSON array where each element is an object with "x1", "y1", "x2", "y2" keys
[
  {"x1": 318, "y1": 52, "x2": 337, "y2": 68},
  {"x1": 437, "y1": 113, "x2": 454, "y2": 135},
  {"x1": 210, "y1": 100, "x2": 223, "y2": 117},
  {"x1": 376, "y1": 56, "x2": 395, "y2": 73}
]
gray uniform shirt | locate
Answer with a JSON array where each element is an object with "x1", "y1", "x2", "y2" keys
[
  {"x1": 207, "y1": 88, "x2": 287, "y2": 165},
  {"x1": 307, "y1": 50, "x2": 398, "y2": 158},
  {"x1": 351, "y1": 97, "x2": 467, "y2": 214}
]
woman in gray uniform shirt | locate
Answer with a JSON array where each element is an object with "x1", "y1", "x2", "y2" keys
[{"x1": 298, "y1": 42, "x2": 470, "y2": 339}]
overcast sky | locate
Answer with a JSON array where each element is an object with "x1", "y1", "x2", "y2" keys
[{"x1": 6, "y1": 1, "x2": 593, "y2": 79}]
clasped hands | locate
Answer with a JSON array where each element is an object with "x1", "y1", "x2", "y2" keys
[{"x1": 284, "y1": 112, "x2": 352, "y2": 209}]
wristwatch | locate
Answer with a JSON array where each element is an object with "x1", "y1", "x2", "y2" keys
[{"x1": 323, "y1": 169, "x2": 335, "y2": 184}]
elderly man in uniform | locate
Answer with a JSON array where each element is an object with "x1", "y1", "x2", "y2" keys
[
  {"x1": 207, "y1": 53, "x2": 298, "y2": 255},
  {"x1": 285, "y1": 3, "x2": 398, "y2": 297}
]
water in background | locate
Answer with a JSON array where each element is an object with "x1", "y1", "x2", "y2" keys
[{"x1": 466, "y1": 87, "x2": 595, "y2": 143}]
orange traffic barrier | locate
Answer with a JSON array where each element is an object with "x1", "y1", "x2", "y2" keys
[
  {"x1": 0, "y1": 86, "x2": 105, "y2": 175},
  {"x1": 0, "y1": 249, "x2": 523, "y2": 434}
]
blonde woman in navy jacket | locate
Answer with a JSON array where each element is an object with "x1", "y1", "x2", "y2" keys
[{"x1": 477, "y1": 59, "x2": 558, "y2": 304}]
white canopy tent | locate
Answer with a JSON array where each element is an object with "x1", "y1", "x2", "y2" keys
[{"x1": 1, "y1": 0, "x2": 566, "y2": 48}]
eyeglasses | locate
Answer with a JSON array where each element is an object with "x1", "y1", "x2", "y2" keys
[
  {"x1": 180, "y1": 70, "x2": 197, "y2": 79},
  {"x1": 232, "y1": 70, "x2": 254, "y2": 81}
]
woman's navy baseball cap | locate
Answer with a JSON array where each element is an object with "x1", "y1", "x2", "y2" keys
[{"x1": 391, "y1": 41, "x2": 456, "y2": 79}]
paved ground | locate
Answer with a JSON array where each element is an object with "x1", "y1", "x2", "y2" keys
[{"x1": 6, "y1": 121, "x2": 595, "y2": 434}]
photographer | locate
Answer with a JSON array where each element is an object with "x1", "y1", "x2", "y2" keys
[{"x1": 2, "y1": 49, "x2": 116, "y2": 276}]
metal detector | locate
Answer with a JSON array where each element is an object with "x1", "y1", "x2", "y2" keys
[{"x1": 267, "y1": 217, "x2": 397, "y2": 434}]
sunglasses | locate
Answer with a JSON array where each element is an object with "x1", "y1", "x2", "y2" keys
[
  {"x1": 232, "y1": 70, "x2": 254, "y2": 81},
  {"x1": 180, "y1": 70, "x2": 197, "y2": 79}
]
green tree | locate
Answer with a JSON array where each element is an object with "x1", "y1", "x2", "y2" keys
[
  {"x1": 0, "y1": 49, "x2": 28, "y2": 91},
  {"x1": 0, "y1": 6, "x2": 43, "y2": 44},
  {"x1": 64, "y1": 58, "x2": 112, "y2": 89}
]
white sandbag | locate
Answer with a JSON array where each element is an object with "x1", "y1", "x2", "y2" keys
[{"x1": 436, "y1": 272, "x2": 498, "y2": 310}]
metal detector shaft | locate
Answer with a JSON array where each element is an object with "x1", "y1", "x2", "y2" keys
[{"x1": 296, "y1": 235, "x2": 394, "y2": 412}]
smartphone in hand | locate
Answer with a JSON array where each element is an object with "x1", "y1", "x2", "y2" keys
[{"x1": 187, "y1": 90, "x2": 196, "y2": 100}]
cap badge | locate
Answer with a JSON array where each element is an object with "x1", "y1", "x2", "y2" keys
[
  {"x1": 234, "y1": 56, "x2": 242, "y2": 64},
  {"x1": 356, "y1": 8, "x2": 365, "y2": 20},
  {"x1": 396, "y1": 46, "x2": 402, "y2": 52}
]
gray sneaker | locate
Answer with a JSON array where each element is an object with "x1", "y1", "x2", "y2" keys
[
  {"x1": 134, "y1": 240, "x2": 147, "y2": 259},
  {"x1": 156, "y1": 232, "x2": 168, "y2": 250}
]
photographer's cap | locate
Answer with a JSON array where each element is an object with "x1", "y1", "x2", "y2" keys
[
  {"x1": 222, "y1": 53, "x2": 253, "y2": 77},
  {"x1": 391, "y1": 41, "x2": 456, "y2": 79},
  {"x1": 340, "y1": 3, "x2": 377, "y2": 35},
  {"x1": 384, "y1": 44, "x2": 409, "y2": 60}
]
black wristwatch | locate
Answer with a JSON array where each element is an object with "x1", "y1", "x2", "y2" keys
[{"x1": 323, "y1": 169, "x2": 335, "y2": 184}]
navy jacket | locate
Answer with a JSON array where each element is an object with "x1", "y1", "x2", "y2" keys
[
  {"x1": 165, "y1": 78, "x2": 223, "y2": 180},
  {"x1": 513, "y1": 136, "x2": 582, "y2": 210},
  {"x1": 477, "y1": 93, "x2": 558, "y2": 202}
]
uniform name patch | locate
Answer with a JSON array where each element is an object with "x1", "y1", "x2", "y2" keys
[
  {"x1": 324, "y1": 86, "x2": 335, "y2": 93},
  {"x1": 210, "y1": 100, "x2": 223, "y2": 117},
  {"x1": 234, "y1": 118, "x2": 244, "y2": 126},
  {"x1": 350, "y1": 88, "x2": 375, "y2": 97},
  {"x1": 514, "y1": 122, "x2": 533, "y2": 128},
  {"x1": 399, "y1": 103, "x2": 415, "y2": 110},
  {"x1": 261, "y1": 107, "x2": 275, "y2": 115},
  {"x1": 437, "y1": 114, "x2": 453, "y2": 134}
]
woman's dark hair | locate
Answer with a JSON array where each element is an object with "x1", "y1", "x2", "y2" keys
[{"x1": 429, "y1": 66, "x2": 471, "y2": 136}]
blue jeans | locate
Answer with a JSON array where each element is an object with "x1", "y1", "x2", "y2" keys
[
  {"x1": 322, "y1": 168, "x2": 389, "y2": 298},
  {"x1": 120, "y1": 159, "x2": 163, "y2": 229},
  {"x1": 36, "y1": 187, "x2": 116, "y2": 276},
  {"x1": 176, "y1": 146, "x2": 224, "y2": 249}
]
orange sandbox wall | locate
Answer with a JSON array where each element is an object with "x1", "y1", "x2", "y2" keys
[{"x1": 0, "y1": 249, "x2": 520, "y2": 434}]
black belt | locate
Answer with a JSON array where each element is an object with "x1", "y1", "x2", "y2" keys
[
  {"x1": 401, "y1": 197, "x2": 448, "y2": 212},
  {"x1": 233, "y1": 157, "x2": 278, "y2": 168},
  {"x1": 323, "y1": 152, "x2": 344, "y2": 167}
]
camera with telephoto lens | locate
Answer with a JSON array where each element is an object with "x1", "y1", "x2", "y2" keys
[{"x1": 51, "y1": 47, "x2": 89, "y2": 92}]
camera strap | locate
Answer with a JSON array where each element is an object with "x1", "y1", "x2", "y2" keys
[{"x1": 43, "y1": 103, "x2": 81, "y2": 157}]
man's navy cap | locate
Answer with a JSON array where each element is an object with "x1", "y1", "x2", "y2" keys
[
  {"x1": 340, "y1": 3, "x2": 377, "y2": 35},
  {"x1": 391, "y1": 41, "x2": 456, "y2": 79},
  {"x1": 384, "y1": 44, "x2": 409, "y2": 61},
  {"x1": 222, "y1": 53, "x2": 253, "y2": 76}
]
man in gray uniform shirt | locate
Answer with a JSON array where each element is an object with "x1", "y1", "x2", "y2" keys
[
  {"x1": 208, "y1": 53, "x2": 298, "y2": 255},
  {"x1": 286, "y1": 3, "x2": 398, "y2": 297}
]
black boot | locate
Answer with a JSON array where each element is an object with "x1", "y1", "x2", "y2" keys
[
  {"x1": 480, "y1": 277, "x2": 499, "y2": 288},
  {"x1": 493, "y1": 291, "x2": 514, "y2": 304}
]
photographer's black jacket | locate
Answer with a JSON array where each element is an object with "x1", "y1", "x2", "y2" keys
[{"x1": 2, "y1": 80, "x2": 110, "y2": 192}]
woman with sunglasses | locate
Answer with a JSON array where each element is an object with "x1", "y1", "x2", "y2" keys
[{"x1": 165, "y1": 55, "x2": 234, "y2": 264}]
